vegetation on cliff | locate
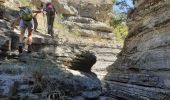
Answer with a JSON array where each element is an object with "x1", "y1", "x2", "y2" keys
[{"x1": 111, "y1": 0, "x2": 133, "y2": 45}]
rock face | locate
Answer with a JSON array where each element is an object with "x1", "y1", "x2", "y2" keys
[
  {"x1": 0, "y1": 1, "x2": 120, "y2": 99},
  {"x1": 0, "y1": 20, "x2": 12, "y2": 54},
  {"x1": 61, "y1": 0, "x2": 113, "y2": 22},
  {"x1": 0, "y1": 53, "x2": 102, "y2": 100},
  {"x1": 105, "y1": 0, "x2": 170, "y2": 100},
  {"x1": 69, "y1": 51, "x2": 97, "y2": 72},
  {"x1": 32, "y1": 0, "x2": 114, "y2": 39},
  {"x1": 58, "y1": 0, "x2": 114, "y2": 39},
  {"x1": 92, "y1": 47, "x2": 120, "y2": 79},
  {"x1": 0, "y1": 18, "x2": 102, "y2": 99}
]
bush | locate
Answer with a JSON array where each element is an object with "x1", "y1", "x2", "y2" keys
[
  {"x1": 114, "y1": 23, "x2": 128, "y2": 45},
  {"x1": 110, "y1": 13, "x2": 128, "y2": 45}
]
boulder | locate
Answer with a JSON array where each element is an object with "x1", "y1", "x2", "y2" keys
[{"x1": 69, "y1": 51, "x2": 97, "y2": 72}]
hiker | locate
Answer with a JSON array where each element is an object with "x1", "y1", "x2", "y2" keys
[
  {"x1": 41, "y1": 2, "x2": 56, "y2": 38},
  {"x1": 11, "y1": 6, "x2": 42, "y2": 53}
]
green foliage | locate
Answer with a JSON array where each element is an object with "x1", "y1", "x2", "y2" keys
[
  {"x1": 111, "y1": 0, "x2": 133, "y2": 45},
  {"x1": 112, "y1": 0, "x2": 117, "y2": 3},
  {"x1": 114, "y1": 23, "x2": 128, "y2": 45},
  {"x1": 110, "y1": 12, "x2": 128, "y2": 45}
]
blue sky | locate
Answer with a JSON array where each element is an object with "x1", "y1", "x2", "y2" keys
[
  {"x1": 126, "y1": 0, "x2": 133, "y2": 7},
  {"x1": 113, "y1": 0, "x2": 134, "y2": 13}
]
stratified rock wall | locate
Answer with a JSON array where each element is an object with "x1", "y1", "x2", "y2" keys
[
  {"x1": 32, "y1": 0, "x2": 114, "y2": 39},
  {"x1": 105, "y1": 0, "x2": 170, "y2": 100}
]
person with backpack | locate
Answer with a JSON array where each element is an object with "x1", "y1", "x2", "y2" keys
[
  {"x1": 42, "y1": 2, "x2": 56, "y2": 38},
  {"x1": 12, "y1": 6, "x2": 42, "y2": 54}
]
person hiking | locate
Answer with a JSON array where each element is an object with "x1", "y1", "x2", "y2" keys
[
  {"x1": 11, "y1": 6, "x2": 42, "y2": 54},
  {"x1": 42, "y1": 2, "x2": 56, "y2": 38}
]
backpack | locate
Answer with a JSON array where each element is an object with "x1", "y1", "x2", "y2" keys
[
  {"x1": 46, "y1": 3, "x2": 55, "y2": 15},
  {"x1": 19, "y1": 7, "x2": 33, "y2": 21}
]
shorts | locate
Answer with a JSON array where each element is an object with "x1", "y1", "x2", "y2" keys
[{"x1": 19, "y1": 19, "x2": 34, "y2": 30}]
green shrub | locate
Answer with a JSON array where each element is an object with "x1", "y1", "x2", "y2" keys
[
  {"x1": 110, "y1": 13, "x2": 128, "y2": 45},
  {"x1": 114, "y1": 23, "x2": 128, "y2": 45}
]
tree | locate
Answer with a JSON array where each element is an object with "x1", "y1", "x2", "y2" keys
[{"x1": 111, "y1": 0, "x2": 133, "y2": 45}]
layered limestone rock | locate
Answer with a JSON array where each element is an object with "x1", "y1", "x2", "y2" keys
[
  {"x1": 0, "y1": 1, "x2": 120, "y2": 99},
  {"x1": 32, "y1": 0, "x2": 114, "y2": 39},
  {"x1": 0, "y1": 19, "x2": 101, "y2": 100},
  {"x1": 91, "y1": 47, "x2": 120, "y2": 79},
  {"x1": 0, "y1": 4, "x2": 117, "y2": 99},
  {"x1": 59, "y1": 0, "x2": 114, "y2": 39},
  {"x1": 0, "y1": 53, "x2": 102, "y2": 100},
  {"x1": 105, "y1": 0, "x2": 170, "y2": 100},
  {"x1": 35, "y1": 0, "x2": 113, "y2": 22}
]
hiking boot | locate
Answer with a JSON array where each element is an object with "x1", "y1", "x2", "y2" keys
[
  {"x1": 18, "y1": 45, "x2": 23, "y2": 54},
  {"x1": 51, "y1": 33, "x2": 54, "y2": 39},
  {"x1": 27, "y1": 45, "x2": 32, "y2": 53}
]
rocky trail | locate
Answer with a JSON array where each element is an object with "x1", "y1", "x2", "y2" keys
[
  {"x1": 2, "y1": 0, "x2": 170, "y2": 100},
  {"x1": 0, "y1": 18, "x2": 120, "y2": 99},
  {"x1": 0, "y1": 0, "x2": 120, "y2": 98}
]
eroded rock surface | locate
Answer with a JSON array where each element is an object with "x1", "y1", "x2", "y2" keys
[
  {"x1": 105, "y1": 0, "x2": 170, "y2": 100},
  {"x1": 0, "y1": 18, "x2": 102, "y2": 99},
  {"x1": 0, "y1": 0, "x2": 120, "y2": 99},
  {"x1": 0, "y1": 53, "x2": 101, "y2": 100},
  {"x1": 32, "y1": 0, "x2": 115, "y2": 39}
]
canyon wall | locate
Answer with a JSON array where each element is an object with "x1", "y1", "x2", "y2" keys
[
  {"x1": 105, "y1": 0, "x2": 170, "y2": 100},
  {"x1": 32, "y1": 0, "x2": 115, "y2": 39}
]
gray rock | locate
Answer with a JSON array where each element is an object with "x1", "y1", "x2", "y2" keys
[
  {"x1": 99, "y1": 96, "x2": 117, "y2": 100},
  {"x1": 32, "y1": 0, "x2": 114, "y2": 40},
  {"x1": 71, "y1": 96, "x2": 85, "y2": 100},
  {"x1": 82, "y1": 90, "x2": 101, "y2": 98},
  {"x1": 105, "y1": 0, "x2": 170, "y2": 99},
  {"x1": 69, "y1": 51, "x2": 97, "y2": 72},
  {"x1": 67, "y1": 0, "x2": 113, "y2": 22},
  {"x1": 0, "y1": 75, "x2": 18, "y2": 98},
  {"x1": 0, "y1": 35, "x2": 11, "y2": 52},
  {"x1": 34, "y1": 0, "x2": 113, "y2": 22},
  {"x1": 0, "y1": 19, "x2": 12, "y2": 54},
  {"x1": 77, "y1": 29, "x2": 114, "y2": 39},
  {"x1": 66, "y1": 16, "x2": 95, "y2": 24},
  {"x1": 54, "y1": 0, "x2": 78, "y2": 15}
]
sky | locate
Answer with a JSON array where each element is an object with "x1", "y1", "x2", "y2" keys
[
  {"x1": 113, "y1": 0, "x2": 134, "y2": 13},
  {"x1": 126, "y1": 0, "x2": 134, "y2": 7}
]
